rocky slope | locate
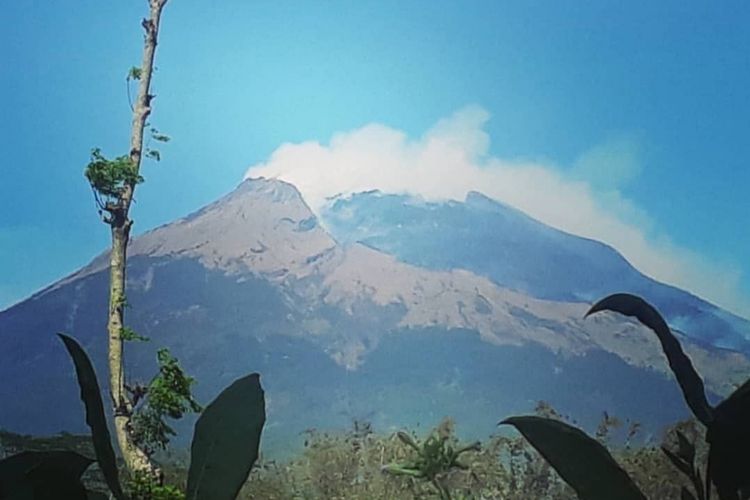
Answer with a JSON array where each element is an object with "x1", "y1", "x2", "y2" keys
[
  {"x1": 322, "y1": 190, "x2": 750, "y2": 350},
  {"x1": 1, "y1": 177, "x2": 747, "y2": 456}
]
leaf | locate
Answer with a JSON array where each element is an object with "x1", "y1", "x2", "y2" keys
[
  {"x1": 397, "y1": 431, "x2": 420, "y2": 451},
  {"x1": 676, "y1": 430, "x2": 696, "y2": 464},
  {"x1": 500, "y1": 416, "x2": 646, "y2": 500},
  {"x1": 662, "y1": 446, "x2": 694, "y2": 478},
  {"x1": 681, "y1": 486, "x2": 698, "y2": 500},
  {"x1": 381, "y1": 463, "x2": 425, "y2": 477},
  {"x1": 127, "y1": 66, "x2": 142, "y2": 81},
  {"x1": 151, "y1": 133, "x2": 171, "y2": 143},
  {"x1": 0, "y1": 450, "x2": 93, "y2": 500},
  {"x1": 121, "y1": 326, "x2": 150, "y2": 342},
  {"x1": 585, "y1": 293, "x2": 713, "y2": 425},
  {"x1": 145, "y1": 149, "x2": 161, "y2": 162},
  {"x1": 58, "y1": 334, "x2": 125, "y2": 500},
  {"x1": 186, "y1": 373, "x2": 266, "y2": 500},
  {"x1": 706, "y1": 378, "x2": 750, "y2": 498}
]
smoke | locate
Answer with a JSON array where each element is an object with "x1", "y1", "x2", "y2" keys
[{"x1": 245, "y1": 105, "x2": 748, "y2": 318}]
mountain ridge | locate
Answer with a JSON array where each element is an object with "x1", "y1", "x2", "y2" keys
[
  {"x1": 321, "y1": 189, "x2": 750, "y2": 350},
  {"x1": 1, "y1": 177, "x2": 747, "y2": 455},
  {"x1": 9, "y1": 177, "x2": 749, "y2": 384}
]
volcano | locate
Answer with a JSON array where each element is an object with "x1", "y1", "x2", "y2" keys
[{"x1": 1, "y1": 177, "x2": 747, "y2": 456}]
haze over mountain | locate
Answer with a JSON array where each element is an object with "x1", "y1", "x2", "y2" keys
[
  {"x1": 322, "y1": 190, "x2": 750, "y2": 350},
  {"x1": 1, "y1": 177, "x2": 748, "y2": 457}
]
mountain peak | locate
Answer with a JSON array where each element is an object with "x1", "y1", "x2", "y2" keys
[
  {"x1": 235, "y1": 176, "x2": 305, "y2": 204},
  {"x1": 57, "y1": 176, "x2": 335, "y2": 289},
  {"x1": 464, "y1": 190, "x2": 520, "y2": 215}
]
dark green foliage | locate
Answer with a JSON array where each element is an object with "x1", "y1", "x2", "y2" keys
[
  {"x1": 58, "y1": 334, "x2": 125, "y2": 500},
  {"x1": 383, "y1": 421, "x2": 480, "y2": 499},
  {"x1": 662, "y1": 430, "x2": 705, "y2": 499},
  {"x1": 121, "y1": 326, "x2": 150, "y2": 342},
  {"x1": 0, "y1": 450, "x2": 93, "y2": 500},
  {"x1": 586, "y1": 293, "x2": 713, "y2": 425},
  {"x1": 150, "y1": 128, "x2": 171, "y2": 142},
  {"x1": 186, "y1": 374, "x2": 266, "y2": 500},
  {"x1": 0, "y1": 431, "x2": 112, "y2": 497},
  {"x1": 131, "y1": 348, "x2": 202, "y2": 455},
  {"x1": 127, "y1": 66, "x2": 142, "y2": 81},
  {"x1": 84, "y1": 148, "x2": 143, "y2": 202},
  {"x1": 127, "y1": 470, "x2": 185, "y2": 500},
  {"x1": 3, "y1": 408, "x2": 698, "y2": 499},
  {"x1": 240, "y1": 417, "x2": 550, "y2": 499},
  {"x1": 500, "y1": 416, "x2": 646, "y2": 500},
  {"x1": 147, "y1": 349, "x2": 202, "y2": 420},
  {"x1": 236, "y1": 412, "x2": 696, "y2": 499},
  {"x1": 130, "y1": 409, "x2": 175, "y2": 457},
  {"x1": 145, "y1": 149, "x2": 161, "y2": 162},
  {"x1": 706, "y1": 379, "x2": 750, "y2": 500},
  {"x1": 587, "y1": 293, "x2": 750, "y2": 500}
]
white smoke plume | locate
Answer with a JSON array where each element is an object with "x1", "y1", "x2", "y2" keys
[{"x1": 246, "y1": 105, "x2": 748, "y2": 318}]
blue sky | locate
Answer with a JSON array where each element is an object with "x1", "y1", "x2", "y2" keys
[{"x1": 1, "y1": 1, "x2": 748, "y2": 316}]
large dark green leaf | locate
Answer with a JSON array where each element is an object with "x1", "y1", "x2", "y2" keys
[
  {"x1": 186, "y1": 373, "x2": 266, "y2": 500},
  {"x1": 0, "y1": 450, "x2": 93, "y2": 500},
  {"x1": 585, "y1": 293, "x2": 713, "y2": 425},
  {"x1": 706, "y1": 378, "x2": 750, "y2": 499},
  {"x1": 662, "y1": 446, "x2": 693, "y2": 477},
  {"x1": 681, "y1": 486, "x2": 698, "y2": 500},
  {"x1": 500, "y1": 416, "x2": 646, "y2": 500},
  {"x1": 58, "y1": 334, "x2": 125, "y2": 500}
]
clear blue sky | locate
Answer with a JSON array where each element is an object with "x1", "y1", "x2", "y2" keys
[{"x1": 1, "y1": 1, "x2": 748, "y2": 314}]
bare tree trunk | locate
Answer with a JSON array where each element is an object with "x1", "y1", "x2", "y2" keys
[{"x1": 107, "y1": 0, "x2": 168, "y2": 476}]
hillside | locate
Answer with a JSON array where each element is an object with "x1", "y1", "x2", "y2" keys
[{"x1": 1, "y1": 177, "x2": 747, "y2": 456}]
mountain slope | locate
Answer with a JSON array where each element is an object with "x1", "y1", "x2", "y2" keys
[
  {"x1": 1, "y1": 178, "x2": 747, "y2": 457},
  {"x1": 322, "y1": 190, "x2": 750, "y2": 350}
]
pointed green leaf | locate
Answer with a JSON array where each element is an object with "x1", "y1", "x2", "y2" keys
[
  {"x1": 501, "y1": 416, "x2": 646, "y2": 500},
  {"x1": 675, "y1": 430, "x2": 696, "y2": 464},
  {"x1": 706, "y1": 377, "x2": 750, "y2": 498},
  {"x1": 397, "y1": 431, "x2": 420, "y2": 451},
  {"x1": 381, "y1": 463, "x2": 425, "y2": 477},
  {"x1": 58, "y1": 334, "x2": 125, "y2": 500},
  {"x1": 662, "y1": 446, "x2": 694, "y2": 477},
  {"x1": 585, "y1": 293, "x2": 713, "y2": 425},
  {"x1": 186, "y1": 373, "x2": 266, "y2": 500},
  {"x1": 714, "y1": 377, "x2": 750, "y2": 428}
]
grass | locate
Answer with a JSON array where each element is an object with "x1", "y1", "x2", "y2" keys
[{"x1": 0, "y1": 404, "x2": 697, "y2": 499}]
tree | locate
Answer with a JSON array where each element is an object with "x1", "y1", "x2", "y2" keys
[{"x1": 83, "y1": 0, "x2": 197, "y2": 479}]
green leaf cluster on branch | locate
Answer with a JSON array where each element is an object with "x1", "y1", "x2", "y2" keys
[
  {"x1": 130, "y1": 348, "x2": 202, "y2": 456},
  {"x1": 127, "y1": 469, "x2": 186, "y2": 500},
  {"x1": 121, "y1": 326, "x2": 150, "y2": 342},
  {"x1": 84, "y1": 148, "x2": 143, "y2": 205}
]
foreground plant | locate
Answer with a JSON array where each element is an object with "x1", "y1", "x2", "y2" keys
[
  {"x1": 502, "y1": 293, "x2": 750, "y2": 500},
  {"x1": 0, "y1": 335, "x2": 266, "y2": 499},
  {"x1": 382, "y1": 424, "x2": 480, "y2": 499},
  {"x1": 0, "y1": 450, "x2": 96, "y2": 499},
  {"x1": 129, "y1": 349, "x2": 203, "y2": 457},
  {"x1": 588, "y1": 293, "x2": 750, "y2": 500},
  {"x1": 500, "y1": 416, "x2": 646, "y2": 500}
]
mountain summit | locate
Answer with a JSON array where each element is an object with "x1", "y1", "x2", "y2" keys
[{"x1": 1, "y1": 177, "x2": 747, "y2": 456}]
